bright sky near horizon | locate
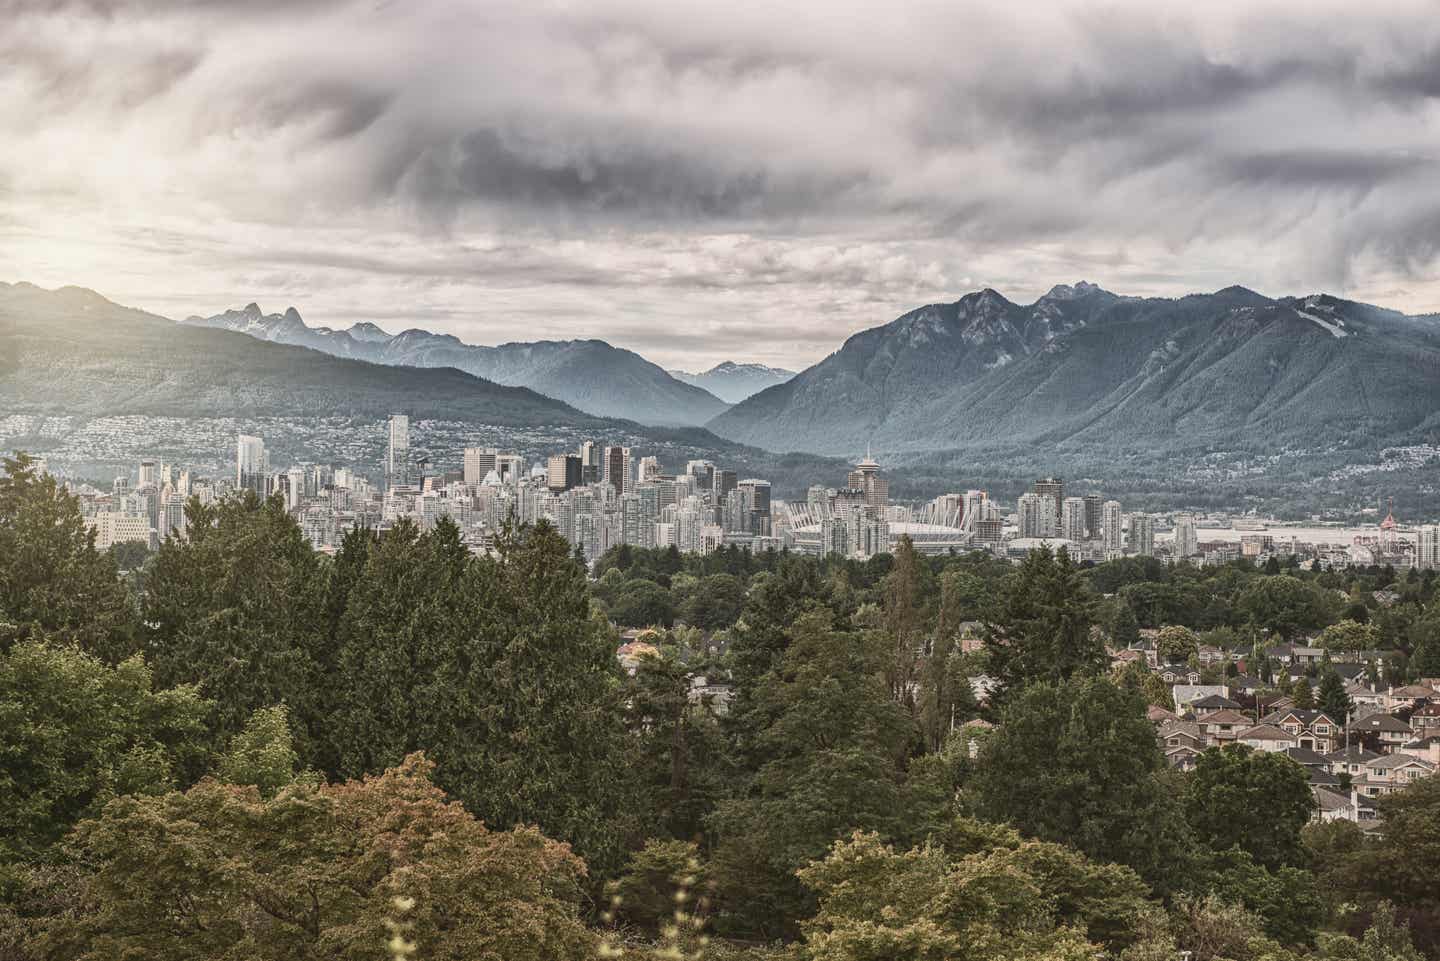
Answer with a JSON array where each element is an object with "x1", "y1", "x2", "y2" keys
[{"x1": 4, "y1": 0, "x2": 1440, "y2": 370}]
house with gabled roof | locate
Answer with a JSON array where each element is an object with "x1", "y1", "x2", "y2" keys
[
  {"x1": 1353, "y1": 753, "x2": 1435, "y2": 800},
  {"x1": 1402, "y1": 734, "x2": 1440, "y2": 766},
  {"x1": 1198, "y1": 709, "x2": 1251, "y2": 745},
  {"x1": 1227, "y1": 674, "x2": 1265, "y2": 696},
  {"x1": 1263, "y1": 708, "x2": 1341, "y2": 753},
  {"x1": 1385, "y1": 684, "x2": 1438, "y2": 713},
  {"x1": 1192, "y1": 693, "x2": 1243, "y2": 716},
  {"x1": 1160, "y1": 666, "x2": 1203, "y2": 686},
  {"x1": 1173, "y1": 684, "x2": 1228, "y2": 715},
  {"x1": 1166, "y1": 744, "x2": 1201, "y2": 771},
  {"x1": 1325, "y1": 745, "x2": 1383, "y2": 779},
  {"x1": 1312, "y1": 785, "x2": 1356, "y2": 823},
  {"x1": 1349, "y1": 713, "x2": 1414, "y2": 752},
  {"x1": 1158, "y1": 720, "x2": 1204, "y2": 754},
  {"x1": 1237, "y1": 723, "x2": 1296, "y2": 753},
  {"x1": 1409, "y1": 703, "x2": 1440, "y2": 736},
  {"x1": 1147, "y1": 704, "x2": 1180, "y2": 725}
]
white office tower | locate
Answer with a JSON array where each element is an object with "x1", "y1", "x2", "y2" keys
[
  {"x1": 161, "y1": 491, "x2": 187, "y2": 541},
  {"x1": 1101, "y1": 500, "x2": 1124, "y2": 552},
  {"x1": 1061, "y1": 496, "x2": 1088, "y2": 542},
  {"x1": 463, "y1": 447, "x2": 498, "y2": 487},
  {"x1": 138, "y1": 460, "x2": 158, "y2": 488},
  {"x1": 286, "y1": 467, "x2": 306, "y2": 511},
  {"x1": 1018, "y1": 492, "x2": 1050, "y2": 538},
  {"x1": 959, "y1": 490, "x2": 987, "y2": 532},
  {"x1": 1129, "y1": 514, "x2": 1156, "y2": 556},
  {"x1": 1420, "y1": 525, "x2": 1440, "y2": 571},
  {"x1": 386, "y1": 414, "x2": 410, "y2": 489},
  {"x1": 236, "y1": 435, "x2": 268, "y2": 496},
  {"x1": 676, "y1": 502, "x2": 704, "y2": 554},
  {"x1": 637, "y1": 456, "x2": 662, "y2": 484},
  {"x1": 1175, "y1": 513, "x2": 1198, "y2": 558},
  {"x1": 496, "y1": 454, "x2": 525, "y2": 486}
]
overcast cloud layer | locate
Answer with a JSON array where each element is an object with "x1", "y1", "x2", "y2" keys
[{"x1": 3, "y1": 0, "x2": 1439, "y2": 370}]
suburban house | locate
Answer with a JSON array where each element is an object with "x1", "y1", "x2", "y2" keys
[
  {"x1": 1147, "y1": 704, "x2": 1180, "y2": 724},
  {"x1": 1402, "y1": 734, "x2": 1440, "y2": 765},
  {"x1": 1312, "y1": 785, "x2": 1355, "y2": 822},
  {"x1": 1353, "y1": 753, "x2": 1436, "y2": 800},
  {"x1": 1384, "y1": 684, "x2": 1438, "y2": 713},
  {"x1": 1228, "y1": 675, "x2": 1265, "y2": 696},
  {"x1": 1191, "y1": 693, "x2": 1243, "y2": 715},
  {"x1": 1409, "y1": 703, "x2": 1440, "y2": 736},
  {"x1": 1266, "y1": 644, "x2": 1325, "y2": 667},
  {"x1": 1326, "y1": 745, "x2": 1383, "y2": 779},
  {"x1": 1348, "y1": 713, "x2": 1414, "y2": 752},
  {"x1": 1263, "y1": 708, "x2": 1341, "y2": 753},
  {"x1": 1159, "y1": 666, "x2": 1203, "y2": 685},
  {"x1": 1166, "y1": 744, "x2": 1201, "y2": 771},
  {"x1": 1198, "y1": 709, "x2": 1251, "y2": 744},
  {"x1": 1237, "y1": 723, "x2": 1296, "y2": 752},
  {"x1": 1173, "y1": 684, "x2": 1228, "y2": 715}
]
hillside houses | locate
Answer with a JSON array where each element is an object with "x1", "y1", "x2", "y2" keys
[{"x1": 1127, "y1": 629, "x2": 1440, "y2": 827}]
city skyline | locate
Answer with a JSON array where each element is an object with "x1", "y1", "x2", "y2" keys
[{"x1": 56, "y1": 424, "x2": 1440, "y2": 576}]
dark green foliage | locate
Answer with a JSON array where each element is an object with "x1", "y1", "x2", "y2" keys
[
  {"x1": 1294, "y1": 677, "x2": 1316, "y2": 709},
  {"x1": 1110, "y1": 601, "x2": 1142, "y2": 649},
  {"x1": 626, "y1": 644, "x2": 727, "y2": 840},
  {"x1": 967, "y1": 675, "x2": 1192, "y2": 894},
  {"x1": 1318, "y1": 670, "x2": 1353, "y2": 720},
  {"x1": 0, "y1": 640, "x2": 210, "y2": 862},
  {"x1": 0, "y1": 453, "x2": 135, "y2": 661},
  {"x1": 607, "y1": 578, "x2": 676, "y2": 628},
  {"x1": 709, "y1": 612, "x2": 913, "y2": 938},
  {"x1": 334, "y1": 518, "x2": 636, "y2": 875},
  {"x1": 1237, "y1": 575, "x2": 1339, "y2": 641},
  {"x1": 612, "y1": 839, "x2": 709, "y2": 933},
  {"x1": 983, "y1": 546, "x2": 1103, "y2": 701},
  {"x1": 918, "y1": 569, "x2": 980, "y2": 752},
  {"x1": 142, "y1": 491, "x2": 331, "y2": 760},
  {"x1": 1186, "y1": 746, "x2": 1315, "y2": 870},
  {"x1": 1202, "y1": 846, "x2": 1325, "y2": 947},
  {"x1": 330, "y1": 517, "x2": 467, "y2": 777}
]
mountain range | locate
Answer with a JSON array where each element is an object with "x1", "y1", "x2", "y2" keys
[
  {"x1": 180, "y1": 304, "x2": 729, "y2": 426},
  {"x1": 6, "y1": 278, "x2": 1440, "y2": 510},
  {"x1": 0, "y1": 283, "x2": 595, "y2": 426},
  {"x1": 669, "y1": 361, "x2": 795, "y2": 404},
  {"x1": 0, "y1": 282, "x2": 847, "y2": 493},
  {"x1": 706, "y1": 282, "x2": 1440, "y2": 464}
]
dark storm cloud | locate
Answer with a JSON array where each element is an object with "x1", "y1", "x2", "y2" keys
[
  {"x1": 1218, "y1": 150, "x2": 1432, "y2": 188},
  {"x1": 4, "y1": 0, "x2": 1440, "y2": 369}
]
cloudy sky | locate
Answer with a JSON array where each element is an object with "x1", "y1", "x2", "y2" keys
[{"x1": 4, "y1": 0, "x2": 1439, "y2": 371}]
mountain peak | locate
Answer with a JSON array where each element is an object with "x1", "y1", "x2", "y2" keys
[
  {"x1": 1211, "y1": 285, "x2": 1273, "y2": 306},
  {"x1": 1042, "y1": 280, "x2": 1106, "y2": 301},
  {"x1": 283, "y1": 307, "x2": 303, "y2": 324},
  {"x1": 242, "y1": 302, "x2": 262, "y2": 316},
  {"x1": 347, "y1": 321, "x2": 392, "y2": 343}
]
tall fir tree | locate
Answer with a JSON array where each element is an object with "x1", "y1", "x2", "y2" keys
[
  {"x1": 142, "y1": 491, "x2": 330, "y2": 760},
  {"x1": 0, "y1": 452, "x2": 135, "y2": 661},
  {"x1": 983, "y1": 546, "x2": 1103, "y2": 703},
  {"x1": 1318, "y1": 669, "x2": 1352, "y2": 721}
]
